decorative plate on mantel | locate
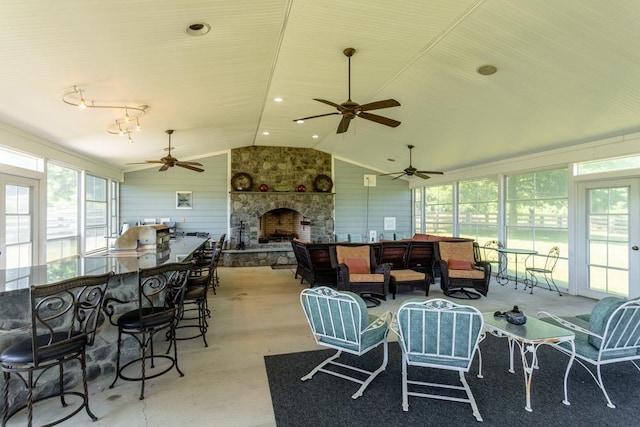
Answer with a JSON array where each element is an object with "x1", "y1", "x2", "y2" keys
[
  {"x1": 231, "y1": 172, "x2": 253, "y2": 191},
  {"x1": 313, "y1": 174, "x2": 333, "y2": 192}
]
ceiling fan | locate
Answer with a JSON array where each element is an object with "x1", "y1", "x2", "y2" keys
[
  {"x1": 129, "y1": 129, "x2": 204, "y2": 172},
  {"x1": 380, "y1": 145, "x2": 444, "y2": 180},
  {"x1": 293, "y1": 47, "x2": 401, "y2": 134}
]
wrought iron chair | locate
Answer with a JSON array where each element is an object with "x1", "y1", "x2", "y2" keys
[
  {"x1": 537, "y1": 297, "x2": 640, "y2": 408},
  {"x1": 437, "y1": 241, "x2": 491, "y2": 299},
  {"x1": 393, "y1": 298, "x2": 484, "y2": 421},
  {"x1": 482, "y1": 240, "x2": 507, "y2": 284},
  {"x1": 524, "y1": 246, "x2": 561, "y2": 295},
  {"x1": 105, "y1": 262, "x2": 191, "y2": 400},
  {"x1": 1, "y1": 272, "x2": 113, "y2": 427},
  {"x1": 299, "y1": 286, "x2": 392, "y2": 399},
  {"x1": 329, "y1": 244, "x2": 390, "y2": 306},
  {"x1": 176, "y1": 249, "x2": 220, "y2": 347}
]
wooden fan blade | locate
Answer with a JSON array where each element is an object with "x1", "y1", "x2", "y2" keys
[
  {"x1": 379, "y1": 172, "x2": 403, "y2": 177},
  {"x1": 358, "y1": 112, "x2": 401, "y2": 128},
  {"x1": 336, "y1": 116, "x2": 352, "y2": 134},
  {"x1": 416, "y1": 170, "x2": 444, "y2": 175},
  {"x1": 177, "y1": 163, "x2": 205, "y2": 172},
  {"x1": 313, "y1": 98, "x2": 346, "y2": 111},
  {"x1": 293, "y1": 112, "x2": 340, "y2": 122},
  {"x1": 176, "y1": 161, "x2": 203, "y2": 166},
  {"x1": 415, "y1": 172, "x2": 431, "y2": 180},
  {"x1": 159, "y1": 164, "x2": 170, "y2": 172},
  {"x1": 358, "y1": 99, "x2": 400, "y2": 111},
  {"x1": 391, "y1": 173, "x2": 408, "y2": 180}
]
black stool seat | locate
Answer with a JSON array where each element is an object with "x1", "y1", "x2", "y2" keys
[
  {"x1": 1, "y1": 333, "x2": 85, "y2": 364},
  {"x1": 117, "y1": 308, "x2": 175, "y2": 329}
]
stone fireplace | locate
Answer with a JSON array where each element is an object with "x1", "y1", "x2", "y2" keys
[{"x1": 224, "y1": 146, "x2": 334, "y2": 266}]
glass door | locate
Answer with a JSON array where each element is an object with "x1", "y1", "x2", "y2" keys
[
  {"x1": 0, "y1": 175, "x2": 39, "y2": 270},
  {"x1": 577, "y1": 179, "x2": 640, "y2": 299}
]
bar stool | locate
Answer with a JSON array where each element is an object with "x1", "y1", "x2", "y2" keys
[
  {"x1": 104, "y1": 262, "x2": 191, "y2": 400},
  {"x1": 1, "y1": 272, "x2": 113, "y2": 427},
  {"x1": 176, "y1": 249, "x2": 220, "y2": 347}
]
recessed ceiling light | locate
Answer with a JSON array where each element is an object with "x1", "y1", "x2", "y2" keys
[
  {"x1": 296, "y1": 120, "x2": 304, "y2": 124},
  {"x1": 312, "y1": 135, "x2": 319, "y2": 139},
  {"x1": 477, "y1": 65, "x2": 497, "y2": 76},
  {"x1": 186, "y1": 22, "x2": 211, "y2": 36},
  {"x1": 262, "y1": 131, "x2": 270, "y2": 136},
  {"x1": 274, "y1": 97, "x2": 283, "y2": 102}
]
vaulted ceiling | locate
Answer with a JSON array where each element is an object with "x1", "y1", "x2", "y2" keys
[{"x1": 2, "y1": 1, "x2": 640, "y2": 176}]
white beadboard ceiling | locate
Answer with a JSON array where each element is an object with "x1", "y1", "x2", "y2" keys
[{"x1": 2, "y1": 0, "x2": 640, "y2": 175}]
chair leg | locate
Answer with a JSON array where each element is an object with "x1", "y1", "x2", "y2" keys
[
  {"x1": 2, "y1": 372, "x2": 7, "y2": 427},
  {"x1": 109, "y1": 330, "x2": 123, "y2": 390},
  {"x1": 80, "y1": 351, "x2": 98, "y2": 421},
  {"x1": 401, "y1": 355, "x2": 409, "y2": 411},
  {"x1": 351, "y1": 340, "x2": 388, "y2": 399},
  {"x1": 459, "y1": 371, "x2": 483, "y2": 422},
  {"x1": 58, "y1": 361, "x2": 67, "y2": 407}
]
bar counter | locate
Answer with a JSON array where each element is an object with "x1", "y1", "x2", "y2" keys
[{"x1": 0, "y1": 237, "x2": 208, "y2": 411}]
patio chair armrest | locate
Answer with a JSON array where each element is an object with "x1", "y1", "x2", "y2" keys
[
  {"x1": 536, "y1": 311, "x2": 600, "y2": 338},
  {"x1": 364, "y1": 310, "x2": 393, "y2": 333}
]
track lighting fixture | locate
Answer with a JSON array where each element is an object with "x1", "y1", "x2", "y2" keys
[{"x1": 62, "y1": 85, "x2": 148, "y2": 143}]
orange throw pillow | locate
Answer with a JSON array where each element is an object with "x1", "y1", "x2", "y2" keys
[
  {"x1": 344, "y1": 258, "x2": 369, "y2": 274},
  {"x1": 448, "y1": 259, "x2": 473, "y2": 270}
]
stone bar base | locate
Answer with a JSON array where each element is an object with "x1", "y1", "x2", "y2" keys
[{"x1": 222, "y1": 248, "x2": 295, "y2": 267}]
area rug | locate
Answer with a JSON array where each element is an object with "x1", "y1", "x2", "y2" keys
[{"x1": 264, "y1": 335, "x2": 640, "y2": 426}]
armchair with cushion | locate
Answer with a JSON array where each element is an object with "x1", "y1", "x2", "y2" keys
[
  {"x1": 437, "y1": 241, "x2": 491, "y2": 299},
  {"x1": 537, "y1": 297, "x2": 640, "y2": 408},
  {"x1": 392, "y1": 298, "x2": 484, "y2": 421},
  {"x1": 299, "y1": 287, "x2": 392, "y2": 399},
  {"x1": 330, "y1": 244, "x2": 390, "y2": 306}
]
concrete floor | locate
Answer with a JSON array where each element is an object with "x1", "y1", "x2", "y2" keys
[{"x1": 9, "y1": 266, "x2": 597, "y2": 426}]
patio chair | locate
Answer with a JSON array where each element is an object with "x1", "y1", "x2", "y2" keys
[
  {"x1": 437, "y1": 241, "x2": 491, "y2": 299},
  {"x1": 299, "y1": 287, "x2": 392, "y2": 399},
  {"x1": 482, "y1": 240, "x2": 508, "y2": 284},
  {"x1": 537, "y1": 297, "x2": 640, "y2": 408},
  {"x1": 329, "y1": 244, "x2": 391, "y2": 306},
  {"x1": 525, "y1": 246, "x2": 562, "y2": 295},
  {"x1": 393, "y1": 298, "x2": 484, "y2": 421}
]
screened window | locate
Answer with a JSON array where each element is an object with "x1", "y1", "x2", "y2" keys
[
  {"x1": 506, "y1": 168, "x2": 568, "y2": 284},
  {"x1": 413, "y1": 188, "x2": 423, "y2": 234},
  {"x1": 47, "y1": 163, "x2": 79, "y2": 261},
  {"x1": 85, "y1": 175, "x2": 108, "y2": 253},
  {"x1": 425, "y1": 184, "x2": 453, "y2": 235},
  {"x1": 110, "y1": 180, "x2": 119, "y2": 236},
  {"x1": 458, "y1": 177, "x2": 499, "y2": 242}
]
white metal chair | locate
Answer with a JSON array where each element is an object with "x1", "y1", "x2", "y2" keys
[
  {"x1": 299, "y1": 286, "x2": 392, "y2": 399},
  {"x1": 525, "y1": 246, "x2": 561, "y2": 295},
  {"x1": 537, "y1": 297, "x2": 640, "y2": 408},
  {"x1": 392, "y1": 298, "x2": 485, "y2": 421}
]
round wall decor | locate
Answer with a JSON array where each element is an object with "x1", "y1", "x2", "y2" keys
[
  {"x1": 231, "y1": 172, "x2": 253, "y2": 191},
  {"x1": 313, "y1": 174, "x2": 333, "y2": 192}
]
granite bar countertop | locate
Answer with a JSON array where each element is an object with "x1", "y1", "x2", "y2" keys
[{"x1": 0, "y1": 236, "x2": 207, "y2": 295}]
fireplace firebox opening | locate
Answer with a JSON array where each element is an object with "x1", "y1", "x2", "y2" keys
[{"x1": 258, "y1": 208, "x2": 310, "y2": 243}]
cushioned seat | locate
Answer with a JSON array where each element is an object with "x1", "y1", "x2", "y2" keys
[
  {"x1": 330, "y1": 245, "x2": 390, "y2": 306},
  {"x1": 390, "y1": 269, "x2": 430, "y2": 299},
  {"x1": 1, "y1": 273, "x2": 113, "y2": 426},
  {"x1": 537, "y1": 297, "x2": 640, "y2": 408},
  {"x1": 300, "y1": 286, "x2": 392, "y2": 399},
  {"x1": 105, "y1": 262, "x2": 192, "y2": 400}
]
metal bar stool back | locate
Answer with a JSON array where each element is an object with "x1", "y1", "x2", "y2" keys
[{"x1": 1, "y1": 272, "x2": 113, "y2": 427}]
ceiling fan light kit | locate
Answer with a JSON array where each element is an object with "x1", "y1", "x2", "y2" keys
[
  {"x1": 62, "y1": 85, "x2": 148, "y2": 143},
  {"x1": 293, "y1": 47, "x2": 401, "y2": 134},
  {"x1": 380, "y1": 144, "x2": 444, "y2": 180}
]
